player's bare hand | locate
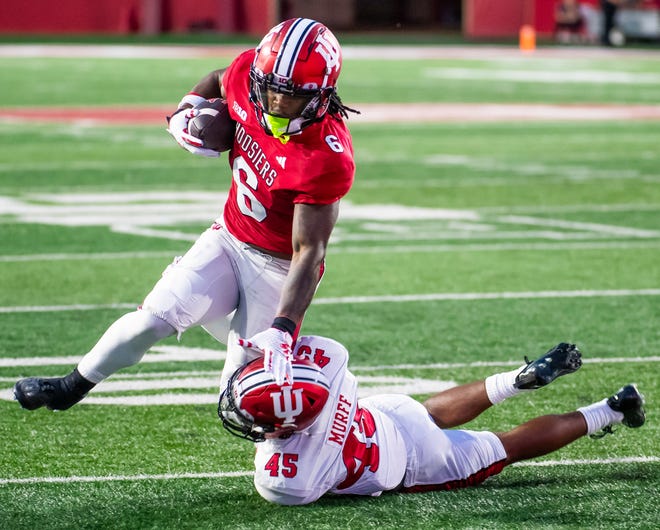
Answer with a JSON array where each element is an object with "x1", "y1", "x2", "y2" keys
[{"x1": 238, "y1": 329, "x2": 293, "y2": 385}]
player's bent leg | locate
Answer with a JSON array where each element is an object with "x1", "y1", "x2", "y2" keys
[
  {"x1": 14, "y1": 369, "x2": 95, "y2": 411},
  {"x1": 513, "y1": 342, "x2": 582, "y2": 390},
  {"x1": 606, "y1": 384, "x2": 645, "y2": 428},
  {"x1": 426, "y1": 343, "x2": 583, "y2": 428},
  {"x1": 499, "y1": 384, "x2": 645, "y2": 464},
  {"x1": 486, "y1": 342, "x2": 581, "y2": 407},
  {"x1": 581, "y1": 384, "x2": 646, "y2": 437},
  {"x1": 77, "y1": 310, "x2": 176, "y2": 382},
  {"x1": 424, "y1": 381, "x2": 493, "y2": 428},
  {"x1": 14, "y1": 311, "x2": 175, "y2": 411},
  {"x1": 496, "y1": 412, "x2": 587, "y2": 465},
  {"x1": 217, "y1": 242, "x2": 291, "y2": 391}
]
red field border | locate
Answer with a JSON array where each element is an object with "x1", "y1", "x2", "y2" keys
[{"x1": 2, "y1": 103, "x2": 660, "y2": 125}]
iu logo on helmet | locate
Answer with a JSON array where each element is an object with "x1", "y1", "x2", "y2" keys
[
  {"x1": 271, "y1": 386, "x2": 304, "y2": 425},
  {"x1": 315, "y1": 33, "x2": 340, "y2": 75}
]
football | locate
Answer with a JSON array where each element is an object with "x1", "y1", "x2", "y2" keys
[{"x1": 188, "y1": 98, "x2": 236, "y2": 152}]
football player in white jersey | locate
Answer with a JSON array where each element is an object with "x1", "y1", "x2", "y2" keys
[{"x1": 219, "y1": 337, "x2": 645, "y2": 505}]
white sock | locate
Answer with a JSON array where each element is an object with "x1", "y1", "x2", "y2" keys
[
  {"x1": 485, "y1": 365, "x2": 527, "y2": 405},
  {"x1": 77, "y1": 311, "x2": 175, "y2": 383},
  {"x1": 578, "y1": 398, "x2": 624, "y2": 435}
]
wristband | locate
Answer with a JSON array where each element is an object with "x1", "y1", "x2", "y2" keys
[{"x1": 271, "y1": 317, "x2": 296, "y2": 336}]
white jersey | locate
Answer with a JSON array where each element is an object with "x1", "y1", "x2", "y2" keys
[
  {"x1": 253, "y1": 335, "x2": 507, "y2": 505},
  {"x1": 253, "y1": 336, "x2": 406, "y2": 505}
]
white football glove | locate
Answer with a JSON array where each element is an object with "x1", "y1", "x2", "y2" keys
[
  {"x1": 238, "y1": 328, "x2": 293, "y2": 386},
  {"x1": 167, "y1": 108, "x2": 220, "y2": 158}
]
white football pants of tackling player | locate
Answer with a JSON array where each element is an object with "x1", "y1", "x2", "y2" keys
[{"x1": 77, "y1": 223, "x2": 290, "y2": 391}]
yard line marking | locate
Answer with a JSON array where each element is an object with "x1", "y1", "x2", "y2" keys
[
  {"x1": 475, "y1": 203, "x2": 660, "y2": 214},
  {"x1": 0, "y1": 303, "x2": 137, "y2": 314},
  {"x1": 3, "y1": 353, "x2": 656, "y2": 406},
  {"x1": 424, "y1": 67, "x2": 660, "y2": 85},
  {"x1": 512, "y1": 456, "x2": 660, "y2": 467},
  {"x1": 0, "y1": 251, "x2": 177, "y2": 262},
  {"x1": 0, "y1": 471, "x2": 253, "y2": 485},
  {"x1": 2, "y1": 240, "x2": 660, "y2": 263},
  {"x1": 313, "y1": 289, "x2": 660, "y2": 305},
  {"x1": 2, "y1": 289, "x2": 659, "y2": 314},
  {"x1": 1, "y1": 355, "x2": 657, "y2": 372},
  {"x1": 0, "y1": 345, "x2": 224, "y2": 367},
  {"x1": 1, "y1": 354, "x2": 657, "y2": 373},
  {"x1": 499, "y1": 215, "x2": 660, "y2": 238},
  {"x1": 333, "y1": 231, "x2": 620, "y2": 242},
  {"x1": 2, "y1": 457, "x2": 656, "y2": 485},
  {"x1": 0, "y1": 160, "x2": 205, "y2": 172},
  {"x1": 350, "y1": 356, "x2": 660, "y2": 372},
  {"x1": 332, "y1": 241, "x2": 660, "y2": 254},
  {"x1": 2, "y1": 44, "x2": 659, "y2": 61}
]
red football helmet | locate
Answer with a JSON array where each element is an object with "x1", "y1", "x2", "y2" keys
[
  {"x1": 218, "y1": 357, "x2": 330, "y2": 442},
  {"x1": 249, "y1": 17, "x2": 343, "y2": 138}
]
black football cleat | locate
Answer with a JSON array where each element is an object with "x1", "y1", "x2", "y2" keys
[
  {"x1": 514, "y1": 342, "x2": 582, "y2": 390},
  {"x1": 14, "y1": 369, "x2": 94, "y2": 411},
  {"x1": 607, "y1": 384, "x2": 646, "y2": 428}
]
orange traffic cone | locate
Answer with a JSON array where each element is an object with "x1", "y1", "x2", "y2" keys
[{"x1": 519, "y1": 25, "x2": 536, "y2": 53}]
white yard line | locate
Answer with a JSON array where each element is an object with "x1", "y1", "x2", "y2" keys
[
  {"x1": 0, "y1": 353, "x2": 657, "y2": 372},
  {"x1": 0, "y1": 251, "x2": 177, "y2": 262},
  {"x1": 349, "y1": 103, "x2": 660, "y2": 123},
  {"x1": 498, "y1": 215, "x2": 660, "y2": 238},
  {"x1": 1, "y1": 44, "x2": 659, "y2": 60},
  {"x1": 0, "y1": 345, "x2": 223, "y2": 368},
  {"x1": 424, "y1": 67, "x2": 660, "y2": 84},
  {"x1": 0, "y1": 303, "x2": 138, "y2": 314},
  {"x1": 313, "y1": 289, "x2": 660, "y2": 305},
  {"x1": 0, "y1": 471, "x2": 253, "y2": 485},
  {"x1": 2, "y1": 349, "x2": 655, "y2": 405},
  {"x1": 332, "y1": 241, "x2": 660, "y2": 254},
  {"x1": 2, "y1": 239, "x2": 660, "y2": 263},
  {"x1": 1, "y1": 456, "x2": 657, "y2": 485},
  {"x1": 1, "y1": 289, "x2": 659, "y2": 314}
]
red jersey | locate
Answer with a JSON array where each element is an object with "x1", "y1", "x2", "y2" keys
[{"x1": 222, "y1": 50, "x2": 355, "y2": 255}]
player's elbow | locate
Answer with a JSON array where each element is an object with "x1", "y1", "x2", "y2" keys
[
  {"x1": 255, "y1": 483, "x2": 319, "y2": 505},
  {"x1": 292, "y1": 239, "x2": 327, "y2": 266}
]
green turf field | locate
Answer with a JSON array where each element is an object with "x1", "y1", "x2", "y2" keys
[{"x1": 0, "y1": 45, "x2": 658, "y2": 529}]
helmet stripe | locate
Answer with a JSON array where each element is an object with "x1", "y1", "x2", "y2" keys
[
  {"x1": 274, "y1": 18, "x2": 317, "y2": 79},
  {"x1": 238, "y1": 364, "x2": 330, "y2": 394}
]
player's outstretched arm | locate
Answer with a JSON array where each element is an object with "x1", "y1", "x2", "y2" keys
[
  {"x1": 240, "y1": 203, "x2": 339, "y2": 385},
  {"x1": 277, "y1": 201, "x2": 340, "y2": 324}
]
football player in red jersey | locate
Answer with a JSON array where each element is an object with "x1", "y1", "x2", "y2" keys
[
  {"x1": 14, "y1": 18, "x2": 359, "y2": 411},
  {"x1": 219, "y1": 339, "x2": 645, "y2": 505}
]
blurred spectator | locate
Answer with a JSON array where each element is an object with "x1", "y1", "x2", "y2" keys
[
  {"x1": 579, "y1": 1, "x2": 603, "y2": 43},
  {"x1": 600, "y1": 0, "x2": 621, "y2": 45},
  {"x1": 555, "y1": 0, "x2": 586, "y2": 43}
]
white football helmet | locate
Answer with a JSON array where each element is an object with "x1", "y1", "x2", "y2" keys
[{"x1": 218, "y1": 357, "x2": 330, "y2": 442}]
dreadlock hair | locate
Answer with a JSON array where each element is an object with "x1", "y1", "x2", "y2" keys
[{"x1": 328, "y1": 91, "x2": 360, "y2": 120}]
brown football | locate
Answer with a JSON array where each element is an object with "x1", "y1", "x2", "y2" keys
[{"x1": 188, "y1": 98, "x2": 236, "y2": 153}]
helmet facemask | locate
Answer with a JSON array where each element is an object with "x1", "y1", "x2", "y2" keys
[
  {"x1": 218, "y1": 357, "x2": 330, "y2": 443},
  {"x1": 218, "y1": 380, "x2": 273, "y2": 442},
  {"x1": 249, "y1": 67, "x2": 333, "y2": 141}
]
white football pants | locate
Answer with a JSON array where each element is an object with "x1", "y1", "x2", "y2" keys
[{"x1": 77, "y1": 224, "x2": 290, "y2": 391}]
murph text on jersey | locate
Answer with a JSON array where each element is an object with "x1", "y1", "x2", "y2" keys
[
  {"x1": 327, "y1": 394, "x2": 353, "y2": 446},
  {"x1": 235, "y1": 123, "x2": 278, "y2": 186}
]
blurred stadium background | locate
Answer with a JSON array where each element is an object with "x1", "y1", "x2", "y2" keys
[{"x1": 0, "y1": 0, "x2": 659, "y2": 45}]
